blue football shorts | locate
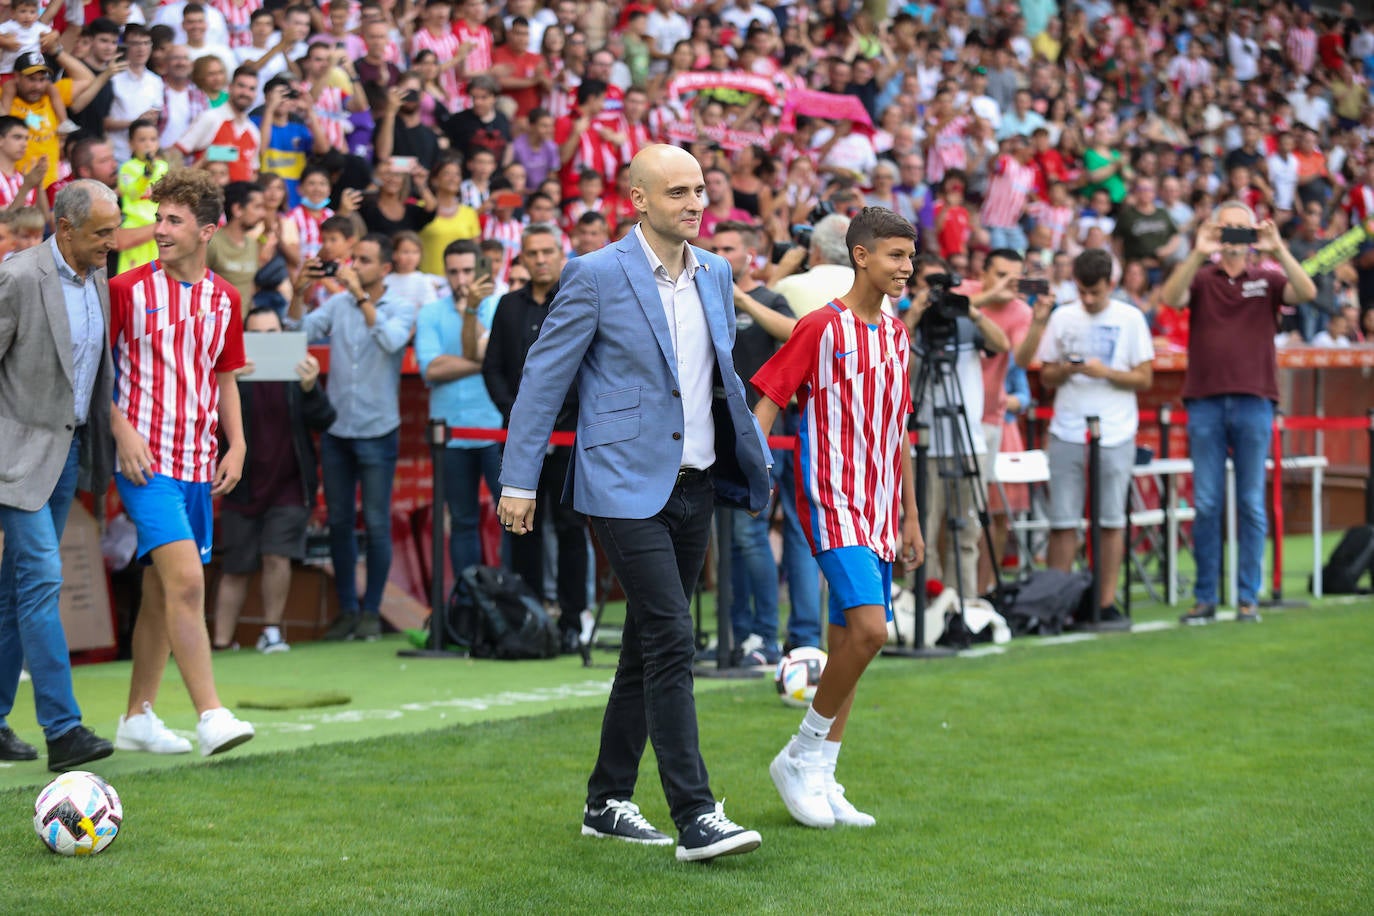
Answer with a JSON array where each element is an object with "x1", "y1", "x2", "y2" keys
[
  {"x1": 815, "y1": 545, "x2": 894, "y2": 627},
  {"x1": 115, "y1": 472, "x2": 214, "y2": 565}
]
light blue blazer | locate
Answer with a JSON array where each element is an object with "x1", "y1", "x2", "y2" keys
[{"x1": 499, "y1": 231, "x2": 773, "y2": 519}]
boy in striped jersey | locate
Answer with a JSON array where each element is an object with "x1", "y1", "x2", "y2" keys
[
  {"x1": 752, "y1": 207, "x2": 925, "y2": 829},
  {"x1": 109, "y1": 168, "x2": 255, "y2": 758}
]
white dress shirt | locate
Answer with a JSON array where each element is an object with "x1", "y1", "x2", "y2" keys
[{"x1": 632, "y1": 223, "x2": 716, "y2": 473}]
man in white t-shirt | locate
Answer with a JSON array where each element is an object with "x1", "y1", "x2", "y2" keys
[
  {"x1": 105, "y1": 25, "x2": 163, "y2": 162},
  {"x1": 151, "y1": 0, "x2": 230, "y2": 46},
  {"x1": 1024, "y1": 248, "x2": 1154, "y2": 624},
  {"x1": 720, "y1": 0, "x2": 774, "y2": 37}
]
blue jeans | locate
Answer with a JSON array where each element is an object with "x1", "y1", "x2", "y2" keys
[
  {"x1": 987, "y1": 224, "x2": 1028, "y2": 253},
  {"x1": 441, "y1": 443, "x2": 502, "y2": 581},
  {"x1": 0, "y1": 434, "x2": 83, "y2": 740},
  {"x1": 773, "y1": 438, "x2": 823, "y2": 649},
  {"x1": 321, "y1": 430, "x2": 399, "y2": 615},
  {"x1": 728, "y1": 508, "x2": 779, "y2": 651},
  {"x1": 1187, "y1": 396, "x2": 1273, "y2": 606}
]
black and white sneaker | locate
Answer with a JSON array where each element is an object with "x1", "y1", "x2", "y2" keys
[
  {"x1": 675, "y1": 802, "x2": 761, "y2": 863},
  {"x1": 581, "y1": 799, "x2": 673, "y2": 846}
]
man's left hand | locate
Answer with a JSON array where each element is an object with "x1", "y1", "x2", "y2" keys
[
  {"x1": 1077, "y1": 357, "x2": 1110, "y2": 379},
  {"x1": 1254, "y1": 218, "x2": 1282, "y2": 253},
  {"x1": 212, "y1": 445, "x2": 246, "y2": 496}
]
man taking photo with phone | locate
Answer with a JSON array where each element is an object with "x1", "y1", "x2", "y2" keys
[{"x1": 1159, "y1": 201, "x2": 1315, "y2": 625}]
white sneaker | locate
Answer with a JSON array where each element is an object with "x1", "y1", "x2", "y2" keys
[
  {"x1": 769, "y1": 740, "x2": 834, "y2": 828},
  {"x1": 115, "y1": 702, "x2": 193, "y2": 754},
  {"x1": 825, "y1": 774, "x2": 876, "y2": 827},
  {"x1": 256, "y1": 629, "x2": 291, "y2": 654},
  {"x1": 196, "y1": 708, "x2": 255, "y2": 757}
]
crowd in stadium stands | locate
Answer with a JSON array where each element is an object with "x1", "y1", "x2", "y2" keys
[{"x1": 5, "y1": 0, "x2": 1373, "y2": 655}]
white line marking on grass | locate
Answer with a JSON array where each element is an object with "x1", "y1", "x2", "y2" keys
[
  {"x1": 1031, "y1": 634, "x2": 1099, "y2": 647},
  {"x1": 959, "y1": 646, "x2": 1009, "y2": 658},
  {"x1": 1131, "y1": 621, "x2": 1175, "y2": 633}
]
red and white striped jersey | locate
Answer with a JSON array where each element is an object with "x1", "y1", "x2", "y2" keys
[
  {"x1": 751, "y1": 300, "x2": 912, "y2": 561},
  {"x1": 1346, "y1": 183, "x2": 1374, "y2": 226},
  {"x1": 453, "y1": 20, "x2": 493, "y2": 111},
  {"x1": 412, "y1": 27, "x2": 462, "y2": 102},
  {"x1": 110, "y1": 261, "x2": 245, "y2": 483},
  {"x1": 1167, "y1": 54, "x2": 1211, "y2": 93},
  {"x1": 980, "y1": 154, "x2": 1037, "y2": 229},
  {"x1": 458, "y1": 178, "x2": 488, "y2": 211},
  {"x1": 561, "y1": 196, "x2": 602, "y2": 230},
  {"x1": 1286, "y1": 26, "x2": 1316, "y2": 75},
  {"x1": 481, "y1": 215, "x2": 523, "y2": 278},
  {"x1": 926, "y1": 114, "x2": 969, "y2": 184},
  {"x1": 211, "y1": 0, "x2": 261, "y2": 49},
  {"x1": 1026, "y1": 200, "x2": 1075, "y2": 250},
  {"x1": 303, "y1": 82, "x2": 349, "y2": 150},
  {"x1": 0, "y1": 169, "x2": 35, "y2": 208},
  {"x1": 287, "y1": 204, "x2": 333, "y2": 262}
]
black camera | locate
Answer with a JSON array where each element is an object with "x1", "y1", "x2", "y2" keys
[
  {"x1": 770, "y1": 223, "x2": 815, "y2": 270},
  {"x1": 285, "y1": 87, "x2": 301, "y2": 100},
  {"x1": 402, "y1": 89, "x2": 420, "y2": 104},
  {"x1": 320, "y1": 261, "x2": 339, "y2": 278},
  {"x1": 919, "y1": 272, "x2": 971, "y2": 347},
  {"x1": 1220, "y1": 226, "x2": 1258, "y2": 244}
]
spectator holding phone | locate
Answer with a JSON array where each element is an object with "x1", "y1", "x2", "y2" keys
[
  {"x1": 1159, "y1": 201, "x2": 1316, "y2": 625},
  {"x1": 289, "y1": 233, "x2": 417, "y2": 642}
]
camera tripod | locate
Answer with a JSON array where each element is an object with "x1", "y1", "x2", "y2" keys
[{"x1": 898, "y1": 332, "x2": 1009, "y2": 649}]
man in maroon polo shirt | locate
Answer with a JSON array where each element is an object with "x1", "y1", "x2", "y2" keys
[{"x1": 1158, "y1": 200, "x2": 1316, "y2": 625}]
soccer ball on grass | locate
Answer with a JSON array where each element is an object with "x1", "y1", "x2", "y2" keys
[
  {"x1": 34, "y1": 770, "x2": 123, "y2": 856},
  {"x1": 774, "y1": 647, "x2": 827, "y2": 708}
]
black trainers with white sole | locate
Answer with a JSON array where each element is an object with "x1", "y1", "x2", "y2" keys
[
  {"x1": 581, "y1": 799, "x2": 673, "y2": 846},
  {"x1": 675, "y1": 802, "x2": 761, "y2": 863}
]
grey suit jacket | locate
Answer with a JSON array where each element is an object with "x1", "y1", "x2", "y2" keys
[{"x1": 0, "y1": 243, "x2": 114, "y2": 512}]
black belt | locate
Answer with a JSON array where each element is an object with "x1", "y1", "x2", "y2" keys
[{"x1": 676, "y1": 466, "x2": 709, "y2": 484}]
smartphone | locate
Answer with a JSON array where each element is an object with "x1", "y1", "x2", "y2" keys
[
  {"x1": 320, "y1": 261, "x2": 339, "y2": 278},
  {"x1": 285, "y1": 88, "x2": 301, "y2": 100},
  {"x1": 1220, "y1": 226, "x2": 1258, "y2": 244},
  {"x1": 206, "y1": 144, "x2": 239, "y2": 163},
  {"x1": 1017, "y1": 277, "x2": 1050, "y2": 297},
  {"x1": 474, "y1": 252, "x2": 492, "y2": 279},
  {"x1": 1067, "y1": 354, "x2": 1085, "y2": 365},
  {"x1": 402, "y1": 89, "x2": 420, "y2": 104},
  {"x1": 115, "y1": 45, "x2": 127, "y2": 62}
]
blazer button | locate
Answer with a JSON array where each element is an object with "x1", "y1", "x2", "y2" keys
[
  {"x1": 671, "y1": 389, "x2": 680, "y2": 398},
  {"x1": 672, "y1": 432, "x2": 681, "y2": 440}
]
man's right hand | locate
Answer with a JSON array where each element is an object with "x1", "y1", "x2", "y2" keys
[
  {"x1": 1194, "y1": 220, "x2": 1223, "y2": 258},
  {"x1": 497, "y1": 495, "x2": 535, "y2": 536},
  {"x1": 115, "y1": 426, "x2": 156, "y2": 486}
]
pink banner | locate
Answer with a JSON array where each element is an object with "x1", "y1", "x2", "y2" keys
[{"x1": 780, "y1": 89, "x2": 875, "y2": 131}]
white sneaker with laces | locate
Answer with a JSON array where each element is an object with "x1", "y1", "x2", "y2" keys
[
  {"x1": 115, "y1": 701, "x2": 192, "y2": 754},
  {"x1": 196, "y1": 708, "x2": 255, "y2": 757},
  {"x1": 824, "y1": 774, "x2": 876, "y2": 827},
  {"x1": 256, "y1": 628, "x2": 291, "y2": 654},
  {"x1": 769, "y1": 739, "x2": 835, "y2": 828}
]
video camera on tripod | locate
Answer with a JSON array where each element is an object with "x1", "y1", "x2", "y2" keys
[{"x1": 918, "y1": 272, "x2": 971, "y2": 348}]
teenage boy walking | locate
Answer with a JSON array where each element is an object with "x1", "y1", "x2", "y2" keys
[{"x1": 751, "y1": 207, "x2": 925, "y2": 829}]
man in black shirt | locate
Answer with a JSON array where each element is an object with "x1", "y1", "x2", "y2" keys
[
  {"x1": 443, "y1": 74, "x2": 512, "y2": 165},
  {"x1": 481, "y1": 224, "x2": 585, "y2": 654},
  {"x1": 373, "y1": 72, "x2": 440, "y2": 170},
  {"x1": 70, "y1": 19, "x2": 124, "y2": 141}
]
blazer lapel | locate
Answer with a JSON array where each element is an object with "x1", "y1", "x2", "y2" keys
[
  {"x1": 618, "y1": 243, "x2": 677, "y2": 375},
  {"x1": 38, "y1": 251, "x2": 75, "y2": 386},
  {"x1": 692, "y1": 255, "x2": 730, "y2": 356}
]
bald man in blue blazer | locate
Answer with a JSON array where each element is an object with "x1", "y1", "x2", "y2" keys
[{"x1": 497, "y1": 146, "x2": 771, "y2": 863}]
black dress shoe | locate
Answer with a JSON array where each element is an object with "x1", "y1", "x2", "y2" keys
[
  {"x1": 0, "y1": 726, "x2": 38, "y2": 761},
  {"x1": 46, "y1": 725, "x2": 114, "y2": 773}
]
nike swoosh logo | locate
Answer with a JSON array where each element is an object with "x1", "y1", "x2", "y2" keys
[
  {"x1": 835, "y1": 349, "x2": 857, "y2": 359},
  {"x1": 145, "y1": 306, "x2": 166, "y2": 314}
]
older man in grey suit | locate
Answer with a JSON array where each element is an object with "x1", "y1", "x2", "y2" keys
[{"x1": 0, "y1": 180, "x2": 121, "y2": 772}]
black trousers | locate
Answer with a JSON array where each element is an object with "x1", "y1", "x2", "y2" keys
[
  {"x1": 585, "y1": 471, "x2": 716, "y2": 829},
  {"x1": 509, "y1": 447, "x2": 587, "y2": 633}
]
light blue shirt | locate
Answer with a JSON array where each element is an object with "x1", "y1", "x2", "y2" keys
[
  {"x1": 413, "y1": 295, "x2": 502, "y2": 448},
  {"x1": 998, "y1": 109, "x2": 1047, "y2": 140},
  {"x1": 48, "y1": 237, "x2": 103, "y2": 425},
  {"x1": 299, "y1": 289, "x2": 416, "y2": 439}
]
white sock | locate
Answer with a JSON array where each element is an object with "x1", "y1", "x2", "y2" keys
[
  {"x1": 791, "y1": 706, "x2": 835, "y2": 757},
  {"x1": 821, "y1": 740, "x2": 841, "y2": 772},
  {"x1": 262, "y1": 626, "x2": 281, "y2": 643}
]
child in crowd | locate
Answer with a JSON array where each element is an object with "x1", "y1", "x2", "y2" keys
[
  {"x1": 0, "y1": 114, "x2": 41, "y2": 209},
  {"x1": 8, "y1": 203, "x2": 43, "y2": 251},
  {"x1": 459, "y1": 147, "x2": 496, "y2": 212},
  {"x1": 383, "y1": 229, "x2": 444, "y2": 309},
  {"x1": 0, "y1": 0, "x2": 76, "y2": 134},
  {"x1": 934, "y1": 170, "x2": 972, "y2": 260},
  {"x1": 288, "y1": 165, "x2": 336, "y2": 263},
  {"x1": 481, "y1": 189, "x2": 524, "y2": 267},
  {"x1": 117, "y1": 118, "x2": 170, "y2": 273},
  {"x1": 507, "y1": 108, "x2": 560, "y2": 188},
  {"x1": 562, "y1": 168, "x2": 604, "y2": 230},
  {"x1": 302, "y1": 214, "x2": 358, "y2": 314},
  {"x1": 752, "y1": 207, "x2": 924, "y2": 830}
]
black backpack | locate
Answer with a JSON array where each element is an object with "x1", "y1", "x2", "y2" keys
[
  {"x1": 446, "y1": 566, "x2": 559, "y2": 660},
  {"x1": 1001, "y1": 569, "x2": 1093, "y2": 636},
  {"x1": 1315, "y1": 525, "x2": 1374, "y2": 595}
]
